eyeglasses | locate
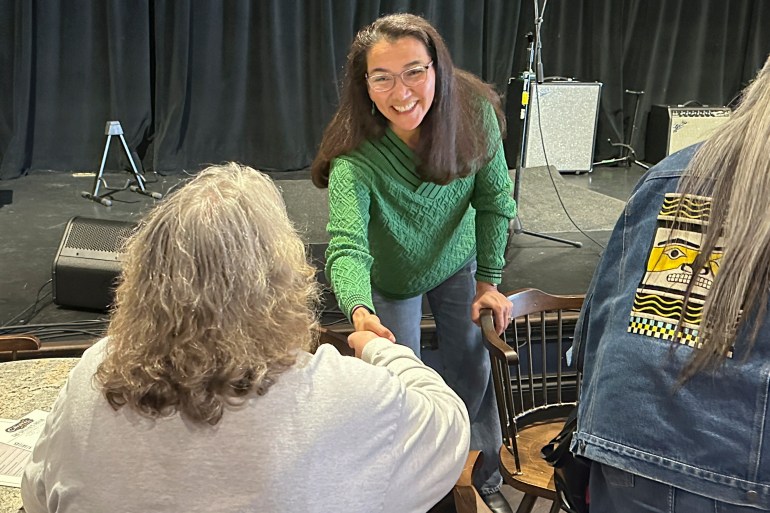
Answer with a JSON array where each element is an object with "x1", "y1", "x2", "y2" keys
[{"x1": 365, "y1": 61, "x2": 433, "y2": 93}]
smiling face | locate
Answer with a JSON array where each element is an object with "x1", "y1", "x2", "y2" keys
[{"x1": 366, "y1": 36, "x2": 435, "y2": 147}]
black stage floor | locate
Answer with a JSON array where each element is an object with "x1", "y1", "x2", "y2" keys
[{"x1": 0, "y1": 163, "x2": 645, "y2": 342}]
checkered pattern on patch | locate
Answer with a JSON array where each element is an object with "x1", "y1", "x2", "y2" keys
[{"x1": 628, "y1": 316, "x2": 700, "y2": 346}]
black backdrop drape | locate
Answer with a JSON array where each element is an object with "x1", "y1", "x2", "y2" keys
[{"x1": 1, "y1": 0, "x2": 769, "y2": 179}]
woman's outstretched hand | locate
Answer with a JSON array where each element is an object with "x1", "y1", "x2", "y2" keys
[
  {"x1": 471, "y1": 282, "x2": 512, "y2": 335},
  {"x1": 351, "y1": 306, "x2": 396, "y2": 342}
]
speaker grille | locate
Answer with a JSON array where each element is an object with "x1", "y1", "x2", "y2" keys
[
  {"x1": 64, "y1": 221, "x2": 135, "y2": 253},
  {"x1": 523, "y1": 81, "x2": 602, "y2": 173}
]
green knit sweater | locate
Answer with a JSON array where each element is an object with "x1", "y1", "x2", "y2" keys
[{"x1": 325, "y1": 116, "x2": 516, "y2": 320}]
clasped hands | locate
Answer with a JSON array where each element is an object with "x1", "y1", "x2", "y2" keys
[{"x1": 347, "y1": 307, "x2": 396, "y2": 358}]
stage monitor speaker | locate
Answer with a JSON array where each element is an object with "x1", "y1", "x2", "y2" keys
[
  {"x1": 52, "y1": 217, "x2": 137, "y2": 312},
  {"x1": 523, "y1": 81, "x2": 602, "y2": 174},
  {"x1": 645, "y1": 105, "x2": 731, "y2": 164}
]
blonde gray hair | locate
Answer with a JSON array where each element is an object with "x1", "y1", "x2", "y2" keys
[
  {"x1": 677, "y1": 54, "x2": 770, "y2": 377},
  {"x1": 95, "y1": 163, "x2": 319, "y2": 424}
]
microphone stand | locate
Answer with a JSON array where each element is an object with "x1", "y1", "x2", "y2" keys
[
  {"x1": 535, "y1": 0, "x2": 545, "y2": 85},
  {"x1": 509, "y1": 1, "x2": 582, "y2": 249},
  {"x1": 592, "y1": 90, "x2": 651, "y2": 170}
]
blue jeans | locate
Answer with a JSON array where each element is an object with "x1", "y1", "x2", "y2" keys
[
  {"x1": 590, "y1": 462, "x2": 764, "y2": 512},
  {"x1": 372, "y1": 260, "x2": 503, "y2": 495}
]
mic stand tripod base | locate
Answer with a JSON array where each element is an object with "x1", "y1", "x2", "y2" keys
[
  {"x1": 593, "y1": 156, "x2": 632, "y2": 167},
  {"x1": 593, "y1": 155, "x2": 650, "y2": 170},
  {"x1": 511, "y1": 216, "x2": 583, "y2": 248}
]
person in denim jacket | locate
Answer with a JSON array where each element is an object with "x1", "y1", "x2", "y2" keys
[{"x1": 573, "y1": 54, "x2": 770, "y2": 512}]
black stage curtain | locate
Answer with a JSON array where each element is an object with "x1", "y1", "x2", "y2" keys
[
  {"x1": 0, "y1": 1, "x2": 152, "y2": 179},
  {"x1": 1, "y1": 0, "x2": 769, "y2": 179}
]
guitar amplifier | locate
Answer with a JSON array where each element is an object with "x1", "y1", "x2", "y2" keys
[
  {"x1": 645, "y1": 105, "x2": 731, "y2": 164},
  {"x1": 522, "y1": 81, "x2": 602, "y2": 174}
]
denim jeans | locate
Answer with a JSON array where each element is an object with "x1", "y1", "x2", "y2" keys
[
  {"x1": 590, "y1": 462, "x2": 764, "y2": 513},
  {"x1": 372, "y1": 260, "x2": 503, "y2": 495}
]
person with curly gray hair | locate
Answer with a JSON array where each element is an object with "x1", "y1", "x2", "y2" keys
[{"x1": 21, "y1": 162, "x2": 470, "y2": 513}]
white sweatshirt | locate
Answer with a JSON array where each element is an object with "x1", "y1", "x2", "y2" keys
[{"x1": 21, "y1": 336, "x2": 470, "y2": 513}]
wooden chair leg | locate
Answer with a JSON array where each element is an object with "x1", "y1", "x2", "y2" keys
[
  {"x1": 548, "y1": 498, "x2": 562, "y2": 513},
  {"x1": 515, "y1": 494, "x2": 537, "y2": 513}
]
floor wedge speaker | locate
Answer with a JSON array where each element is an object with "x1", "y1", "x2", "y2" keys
[
  {"x1": 523, "y1": 81, "x2": 602, "y2": 174},
  {"x1": 645, "y1": 105, "x2": 731, "y2": 164},
  {"x1": 52, "y1": 217, "x2": 137, "y2": 311}
]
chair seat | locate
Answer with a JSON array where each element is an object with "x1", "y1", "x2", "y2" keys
[{"x1": 499, "y1": 418, "x2": 567, "y2": 499}]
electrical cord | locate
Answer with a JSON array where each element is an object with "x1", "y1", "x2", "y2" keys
[
  {"x1": 2, "y1": 279, "x2": 54, "y2": 327},
  {"x1": 2, "y1": 281, "x2": 110, "y2": 340},
  {"x1": 0, "y1": 322, "x2": 109, "y2": 341},
  {"x1": 531, "y1": 73, "x2": 607, "y2": 253}
]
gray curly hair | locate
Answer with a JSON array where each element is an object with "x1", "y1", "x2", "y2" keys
[{"x1": 95, "y1": 162, "x2": 319, "y2": 424}]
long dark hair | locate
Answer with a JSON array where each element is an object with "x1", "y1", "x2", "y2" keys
[
  {"x1": 676, "y1": 55, "x2": 770, "y2": 379},
  {"x1": 311, "y1": 13, "x2": 505, "y2": 188}
]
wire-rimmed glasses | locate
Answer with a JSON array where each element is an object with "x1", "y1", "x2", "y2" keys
[{"x1": 366, "y1": 61, "x2": 433, "y2": 93}]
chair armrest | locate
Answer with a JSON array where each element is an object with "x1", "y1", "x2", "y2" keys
[
  {"x1": 480, "y1": 309, "x2": 519, "y2": 365},
  {"x1": 457, "y1": 450, "x2": 482, "y2": 487},
  {"x1": 0, "y1": 334, "x2": 42, "y2": 352},
  {"x1": 453, "y1": 450, "x2": 493, "y2": 513},
  {"x1": 315, "y1": 326, "x2": 354, "y2": 357}
]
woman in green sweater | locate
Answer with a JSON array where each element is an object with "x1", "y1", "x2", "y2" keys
[{"x1": 311, "y1": 13, "x2": 516, "y2": 512}]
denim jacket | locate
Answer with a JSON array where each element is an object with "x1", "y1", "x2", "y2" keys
[{"x1": 572, "y1": 145, "x2": 770, "y2": 508}]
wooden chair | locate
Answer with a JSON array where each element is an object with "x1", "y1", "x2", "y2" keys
[
  {"x1": 0, "y1": 334, "x2": 42, "y2": 360},
  {"x1": 452, "y1": 451, "x2": 494, "y2": 513},
  {"x1": 315, "y1": 325, "x2": 354, "y2": 356},
  {"x1": 480, "y1": 288, "x2": 584, "y2": 513}
]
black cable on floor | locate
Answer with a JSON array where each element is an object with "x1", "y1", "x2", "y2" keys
[{"x1": 2, "y1": 279, "x2": 54, "y2": 327}]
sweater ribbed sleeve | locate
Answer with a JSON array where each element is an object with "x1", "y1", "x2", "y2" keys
[
  {"x1": 472, "y1": 104, "x2": 517, "y2": 283},
  {"x1": 325, "y1": 160, "x2": 377, "y2": 318}
]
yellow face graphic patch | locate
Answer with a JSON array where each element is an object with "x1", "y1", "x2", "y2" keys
[
  {"x1": 645, "y1": 231, "x2": 723, "y2": 292},
  {"x1": 628, "y1": 193, "x2": 728, "y2": 354}
]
